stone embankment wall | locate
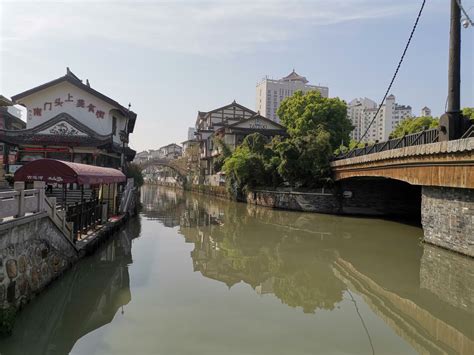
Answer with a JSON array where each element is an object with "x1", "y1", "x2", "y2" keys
[
  {"x1": 246, "y1": 189, "x2": 340, "y2": 214},
  {"x1": 422, "y1": 187, "x2": 474, "y2": 257},
  {"x1": 0, "y1": 213, "x2": 78, "y2": 312}
]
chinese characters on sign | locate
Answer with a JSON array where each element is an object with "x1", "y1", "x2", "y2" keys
[
  {"x1": 29, "y1": 93, "x2": 106, "y2": 120},
  {"x1": 249, "y1": 119, "x2": 268, "y2": 130}
]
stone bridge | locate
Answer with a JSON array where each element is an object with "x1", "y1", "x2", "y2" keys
[
  {"x1": 138, "y1": 158, "x2": 187, "y2": 178},
  {"x1": 330, "y1": 137, "x2": 474, "y2": 257}
]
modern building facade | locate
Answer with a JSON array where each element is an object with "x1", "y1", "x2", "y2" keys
[
  {"x1": 2, "y1": 68, "x2": 137, "y2": 169},
  {"x1": 348, "y1": 94, "x2": 412, "y2": 143},
  {"x1": 157, "y1": 143, "x2": 182, "y2": 160},
  {"x1": 256, "y1": 70, "x2": 329, "y2": 122},
  {"x1": 421, "y1": 106, "x2": 432, "y2": 117}
]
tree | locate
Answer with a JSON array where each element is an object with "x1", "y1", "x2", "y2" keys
[
  {"x1": 212, "y1": 137, "x2": 232, "y2": 173},
  {"x1": 389, "y1": 116, "x2": 439, "y2": 139},
  {"x1": 334, "y1": 139, "x2": 366, "y2": 156},
  {"x1": 223, "y1": 133, "x2": 282, "y2": 196},
  {"x1": 274, "y1": 127, "x2": 332, "y2": 187},
  {"x1": 277, "y1": 90, "x2": 352, "y2": 150},
  {"x1": 462, "y1": 107, "x2": 474, "y2": 122}
]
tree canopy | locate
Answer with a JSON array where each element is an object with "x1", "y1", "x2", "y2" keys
[
  {"x1": 389, "y1": 116, "x2": 439, "y2": 139},
  {"x1": 462, "y1": 107, "x2": 474, "y2": 121},
  {"x1": 277, "y1": 91, "x2": 352, "y2": 149},
  {"x1": 221, "y1": 91, "x2": 350, "y2": 195}
]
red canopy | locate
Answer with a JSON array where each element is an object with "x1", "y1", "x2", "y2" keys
[{"x1": 14, "y1": 159, "x2": 126, "y2": 185}]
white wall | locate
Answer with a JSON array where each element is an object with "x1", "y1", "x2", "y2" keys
[{"x1": 17, "y1": 81, "x2": 127, "y2": 143}]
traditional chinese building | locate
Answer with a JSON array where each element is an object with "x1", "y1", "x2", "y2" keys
[
  {"x1": 0, "y1": 68, "x2": 137, "y2": 170},
  {"x1": 195, "y1": 101, "x2": 286, "y2": 180}
]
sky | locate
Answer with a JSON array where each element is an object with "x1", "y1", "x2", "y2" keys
[{"x1": 1, "y1": 0, "x2": 473, "y2": 152}]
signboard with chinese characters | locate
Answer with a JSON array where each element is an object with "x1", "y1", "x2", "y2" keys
[
  {"x1": 28, "y1": 93, "x2": 106, "y2": 121},
  {"x1": 249, "y1": 118, "x2": 268, "y2": 130}
]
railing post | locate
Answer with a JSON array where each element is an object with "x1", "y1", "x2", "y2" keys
[
  {"x1": 14, "y1": 182, "x2": 25, "y2": 218},
  {"x1": 33, "y1": 181, "x2": 46, "y2": 212}
]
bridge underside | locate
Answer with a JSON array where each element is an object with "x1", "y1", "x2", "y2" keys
[{"x1": 331, "y1": 139, "x2": 474, "y2": 257}]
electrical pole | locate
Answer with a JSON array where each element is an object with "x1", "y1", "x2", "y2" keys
[{"x1": 440, "y1": 0, "x2": 463, "y2": 140}]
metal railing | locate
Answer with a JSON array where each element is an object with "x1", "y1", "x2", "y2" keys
[
  {"x1": 461, "y1": 124, "x2": 474, "y2": 139},
  {"x1": 335, "y1": 128, "x2": 440, "y2": 160}
]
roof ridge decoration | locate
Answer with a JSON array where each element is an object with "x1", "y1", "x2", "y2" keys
[
  {"x1": 0, "y1": 112, "x2": 112, "y2": 140},
  {"x1": 280, "y1": 69, "x2": 309, "y2": 84}
]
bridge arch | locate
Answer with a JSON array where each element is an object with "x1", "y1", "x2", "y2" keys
[
  {"x1": 138, "y1": 159, "x2": 187, "y2": 185},
  {"x1": 337, "y1": 176, "x2": 422, "y2": 220}
]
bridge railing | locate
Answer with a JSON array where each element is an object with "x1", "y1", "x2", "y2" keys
[{"x1": 335, "y1": 128, "x2": 440, "y2": 160}]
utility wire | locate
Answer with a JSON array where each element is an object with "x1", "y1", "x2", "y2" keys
[
  {"x1": 347, "y1": 290, "x2": 375, "y2": 355},
  {"x1": 457, "y1": 0, "x2": 474, "y2": 26},
  {"x1": 355, "y1": 0, "x2": 426, "y2": 146}
]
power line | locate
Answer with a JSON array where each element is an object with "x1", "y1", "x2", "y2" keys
[
  {"x1": 355, "y1": 0, "x2": 426, "y2": 145},
  {"x1": 457, "y1": 0, "x2": 474, "y2": 26}
]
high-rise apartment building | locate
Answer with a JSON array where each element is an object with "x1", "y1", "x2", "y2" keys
[
  {"x1": 421, "y1": 106, "x2": 432, "y2": 117},
  {"x1": 348, "y1": 94, "x2": 412, "y2": 143},
  {"x1": 256, "y1": 70, "x2": 329, "y2": 122}
]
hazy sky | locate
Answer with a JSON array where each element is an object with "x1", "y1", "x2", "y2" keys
[{"x1": 1, "y1": 0, "x2": 473, "y2": 152}]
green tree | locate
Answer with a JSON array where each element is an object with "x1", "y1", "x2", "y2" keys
[
  {"x1": 334, "y1": 139, "x2": 366, "y2": 156},
  {"x1": 462, "y1": 107, "x2": 474, "y2": 122},
  {"x1": 212, "y1": 137, "x2": 232, "y2": 173},
  {"x1": 223, "y1": 133, "x2": 283, "y2": 196},
  {"x1": 389, "y1": 116, "x2": 439, "y2": 138},
  {"x1": 274, "y1": 127, "x2": 332, "y2": 187},
  {"x1": 277, "y1": 90, "x2": 352, "y2": 150}
]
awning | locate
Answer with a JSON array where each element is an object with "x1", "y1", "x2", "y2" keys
[{"x1": 14, "y1": 159, "x2": 126, "y2": 185}]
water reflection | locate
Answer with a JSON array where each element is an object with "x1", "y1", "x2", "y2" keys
[
  {"x1": 144, "y1": 185, "x2": 474, "y2": 355},
  {"x1": 0, "y1": 218, "x2": 141, "y2": 355}
]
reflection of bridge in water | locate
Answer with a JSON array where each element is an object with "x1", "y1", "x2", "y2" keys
[{"x1": 145, "y1": 186, "x2": 473, "y2": 355}]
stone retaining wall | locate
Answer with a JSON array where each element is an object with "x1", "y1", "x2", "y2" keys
[
  {"x1": 422, "y1": 186, "x2": 474, "y2": 257},
  {"x1": 0, "y1": 213, "x2": 78, "y2": 320},
  {"x1": 246, "y1": 190, "x2": 340, "y2": 214}
]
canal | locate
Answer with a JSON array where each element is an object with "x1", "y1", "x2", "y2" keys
[{"x1": 0, "y1": 185, "x2": 472, "y2": 354}]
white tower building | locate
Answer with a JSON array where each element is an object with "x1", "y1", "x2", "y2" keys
[{"x1": 256, "y1": 70, "x2": 329, "y2": 122}]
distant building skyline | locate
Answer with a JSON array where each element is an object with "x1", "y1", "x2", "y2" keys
[
  {"x1": 1, "y1": 1, "x2": 472, "y2": 151},
  {"x1": 421, "y1": 106, "x2": 432, "y2": 117},
  {"x1": 348, "y1": 94, "x2": 413, "y2": 142}
]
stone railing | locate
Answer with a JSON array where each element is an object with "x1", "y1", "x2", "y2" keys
[
  {"x1": 0, "y1": 181, "x2": 74, "y2": 241},
  {"x1": 45, "y1": 196, "x2": 74, "y2": 241},
  {"x1": 0, "y1": 182, "x2": 46, "y2": 221}
]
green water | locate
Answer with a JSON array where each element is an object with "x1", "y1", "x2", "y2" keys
[{"x1": 1, "y1": 185, "x2": 473, "y2": 355}]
